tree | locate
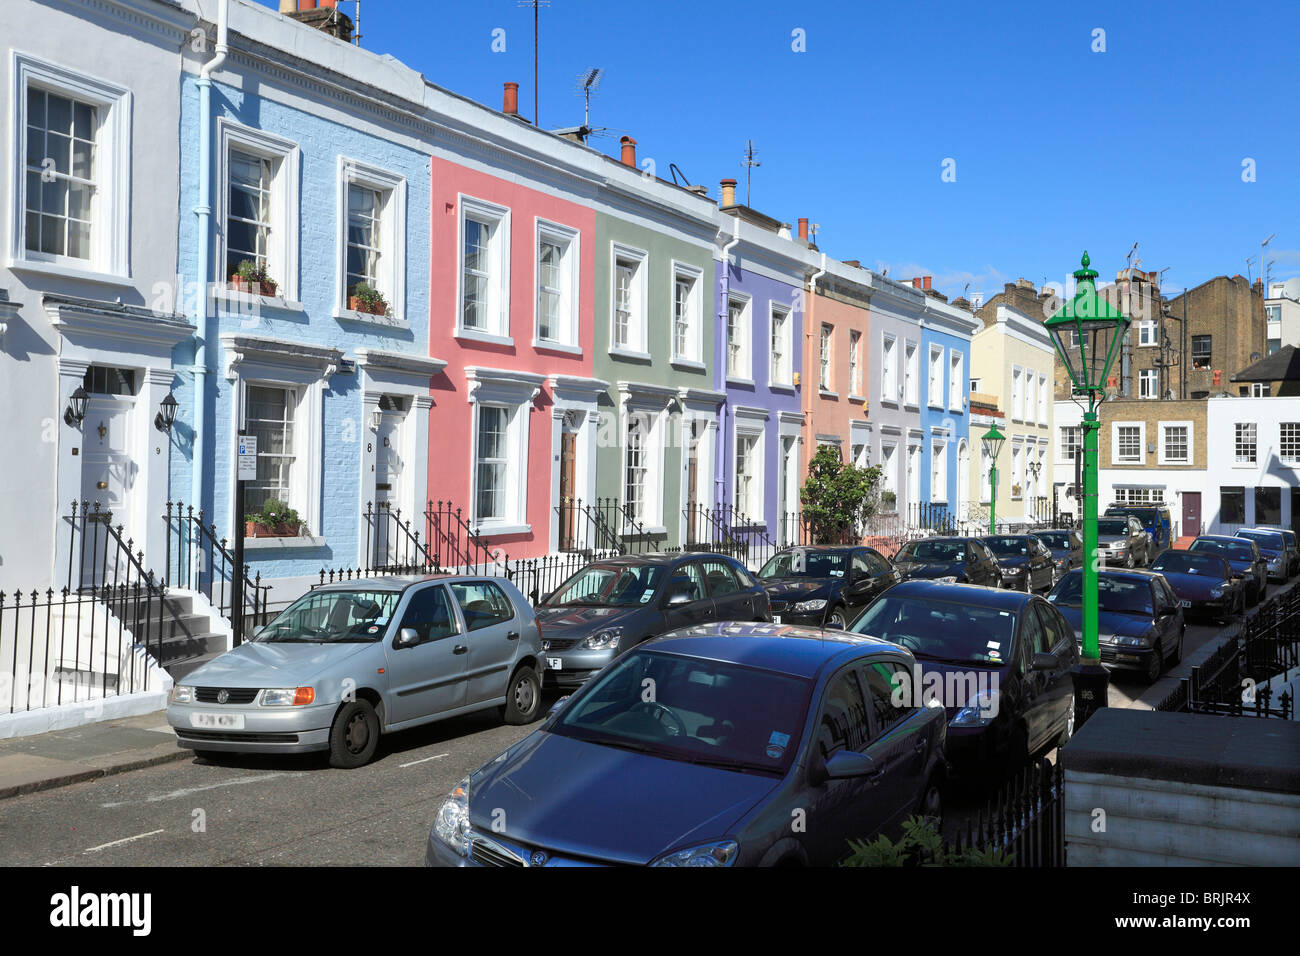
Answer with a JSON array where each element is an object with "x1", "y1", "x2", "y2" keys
[{"x1": 799, "y1": 445, "x2": 882, "y2": 544}]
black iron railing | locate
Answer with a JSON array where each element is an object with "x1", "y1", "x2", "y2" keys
[
  {"x1": 554, "y1": 498, "x2": 656, "y2": 555},
  {"x1": 363, "y1": 501, "x2": 435, "y2": 571},
  {"x1": 1157, "y1": 586, "x2": 1300, "y2": 719},
  {"x1": 162, "y1": 501, "x2": 271, "y2": 632},
  {"x1": 945, "y1": 758, "x2": 1065, "y2": 867}
]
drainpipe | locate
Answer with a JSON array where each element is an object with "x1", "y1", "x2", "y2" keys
[
  {"x1": 192, "y1": 0, "x2": 229, "y2": 517},
  {"x1": 716, "y1": 217, "x2": 741, "y2": 507}
]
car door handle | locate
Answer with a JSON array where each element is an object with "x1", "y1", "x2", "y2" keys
[
  {"x1": 453, "y1": 644, "x2": 468, "y2": 655},
  {"x1": 506, "y1": 631, "x2": 519, "y2": 641},
  {"x1": 913, "y1": 739, "x2": 926, "y2": 754}
]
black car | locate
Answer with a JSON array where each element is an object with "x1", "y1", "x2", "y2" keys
[
  {"x1": 891, "y1": 536, "x2": 1001, "y2": 588},
  {"x1": 1188, "y1": 535, "x2": 1268, "y2": 606},
  {"x1": 757, "y1": 546, "x2": 900, "y2": 629},
  {"x1": 1149, "y1": 549, "x2": 1244, "y2": 622},
  {"x1": 981, "y1": 534, "x2": 1057, "y2": 593},
  {"x1": 1234, "y1": 528, "x2": 1293, "y2": 583},
  {"x1": 848, "y1": 580, "x2": 1078, "y2": 781},
  {"x1": 1048, "y1": 569, "x2": 1185, "y2": 683},
  {"x1": 1033, "y1": 529, "x2": 1083, "y2": 578},
  {"x1": 536, "y1": 553, "x2": 769, "y2": 689}
]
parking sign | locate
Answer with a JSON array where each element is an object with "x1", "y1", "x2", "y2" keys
[{"x1": 238, "y1": 435, "x2": 258, "y2": 481}]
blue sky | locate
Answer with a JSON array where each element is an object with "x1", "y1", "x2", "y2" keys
[{"x1": 260, "y1": 0, "x2": 1300, "y2": 301}]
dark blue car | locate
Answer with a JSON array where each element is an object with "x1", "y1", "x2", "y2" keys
[
  {"x1": 1048, "y1": 569, "x2": 1185, "y2": 683},
  {"x1": 1188, "y1": 535, "x2": 1268, "y2": 606},
  {"x1": 1148, "y1": 549, "x2": 1244, "y2": 621},
  {"x1": 426, "y1": 624, "x2": 946, "y2": 867}
]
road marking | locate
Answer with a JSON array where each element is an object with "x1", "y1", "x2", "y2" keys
[
  {"x1": 399, "y1": 752, "x2": 449, "y2": 768},
  {"x1": 100, "y1": 772, "x2": 284, "y2": 808},
  {"x1": 84, "y1": 829, "x2": 165, "y2": 854}
]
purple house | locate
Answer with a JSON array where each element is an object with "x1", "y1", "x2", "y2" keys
[{"x1": 710, "y1": 180, "x2": 815, "y2": 548}]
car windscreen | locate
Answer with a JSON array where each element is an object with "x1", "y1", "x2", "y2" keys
[
  {"x1": 984, "y1": 536, "x2": 1031, "y2": 556},
  {"x1": 895, "y1": 540, "x2": 965, "y2": 562},
  {"x1": 758, "y1": 550, "x2": 848, "y2": 579},
  {"x1": 1097, "y1": 519, "x2": 1129, "y2": 536},
  {"x1": 545, "y1": 565, "x2": 666, "y2": 607},
  {"x1": 552, "y1": 649, "x2": 811, "y2": 775},
  {"x1": 849, "y1": 595, "x2": 1016, "y2": 666},
  {"x1": 1036, "y1": 532, "x2": 1071, "y2": 549},
  {"x1": 1050, "y1": 574, "x2": 1153, "y2": 616},
  {"x1": 256, "y1": 589, "x2": 400, "y2": 643},
  {"x1": 1237, "y1": 531, "x2": 1283, "y2": 549},
  {"x1": 1151, "y1": 551, "x2": 1228, "y2": 577},
  {"x1": 1189, "y1": 539, "x2": 1253, "y2": 561}
]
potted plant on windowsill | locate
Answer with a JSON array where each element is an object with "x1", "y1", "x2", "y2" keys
[
  {"x1": 348, "y1": 283, "x2": 390, "y2": 317},
  {"x1": 244, "y1": 499, "x2": 306, "y2": 538},
  {"x1": 230, "y1": 260, "x2": 278, "y2": 298},
  {"x1": 880, "y1": 490, "x2": 897, "y2": 512}
]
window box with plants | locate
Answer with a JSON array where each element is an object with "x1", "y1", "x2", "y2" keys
[
  {"x1": 244, "y1": 500, "x2": 307, "y2": 538},
  {"x1": 880, "y1": 490, "x2": 897, "y2": 512},
  {"x1": 348, "y1": 283, "x2": 391, "y2": 318},
  {"x1": 230, "y1": 260, "x2": 278, "y2": 298}
]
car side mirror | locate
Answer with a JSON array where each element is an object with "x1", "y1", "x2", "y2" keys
[
  {"x1": 396, "y1": 627, "x2": 420, "y2": 648},
  {"x1": 666, "y1": 588, "x2": 695, "y2": 606},
  {"x1": 824, "y1": 750, "x2": 877, "y2": 780},
  {"x1": 545, "y1": 695, "x2": 571, "y2": 719},
  {"x1": 1031, "y1": 651, "x2": 1058, "y2": 670}
]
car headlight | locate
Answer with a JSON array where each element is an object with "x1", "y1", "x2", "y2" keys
[
  {"x1": 933, "y1": 576, "x2": 958, "y2": 584},
  {"x1": 1268, "y1": 556, "x2": 1281, "y2": 568},
  {"x1": 650, "y1": 840, "x2": 738, "y2": 867},
  {"x1": 433, "y1": 777, "x2": 472, "y2": 857},
  {"x1": 792, "y1": 598, "x2": 828, "y2": 612},
  {"x1": 950, "y1": 690, "x2": 1000, "y2": 726},
  {"x1": 262, "y1": 687, "x2": 315, "y2": 706},
  {"x1": 581, "y1": 628, "x2": 623, "y2": 650},
  {"x1": 1209, "y1": 587, "x2": 1223, "y2": 598},
  {"x1": 1117, "y1": 634, "x2": 1152, "y2": 648},
  {"x1": 169, "y1": 684, "x2": 195, "y2": 704}
]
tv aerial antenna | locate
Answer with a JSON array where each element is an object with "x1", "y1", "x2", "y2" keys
[{"x1": 742, "y1": 140, "x2": 761, "y2": 206}]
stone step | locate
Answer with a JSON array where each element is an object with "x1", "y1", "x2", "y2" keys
[
  {"x1": 121, "y1": 610, "x2": 216, "y2": 641},
  {"x1": 166, "y1": 651, "x2": 226, "y2": 683},
  {"x1": 149, "y1": 631, "x2": 228, "y2": 668}
]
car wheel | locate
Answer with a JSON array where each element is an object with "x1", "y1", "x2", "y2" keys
[
  {"x1": 828, "y1": 608, "x2": 848, "y2": 630},
  {"x1": 916, "y1": 774, "x2": 943, "y2": 828},
  {"x1": 1125, "y1": 550, "x2": 1135, "y2": 569},
  {"x1": 328, "y1": 699, "x2": 380, "y2": 769},
  {"x1": 1056, "y1": 704, "x2": 1075, "y2": 751},
  {"x1": 1167, "y1": 627, "x2": 1184, "y2": 666},
  {"x1": 1142, "y1": 645, "x2": 1164, "y2": 684},
  {"x1": 502, "y1": 665, "x2": 542, "y2": 725}
]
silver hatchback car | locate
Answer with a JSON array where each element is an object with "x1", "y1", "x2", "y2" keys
[{"x1": 166, "y1": 575, "x2": 545, "y2": 767}]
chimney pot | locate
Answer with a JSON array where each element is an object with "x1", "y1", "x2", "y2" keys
[
  {"x1": 503, "y1": 82, "x2": 519, "y2": 116},
  {"x1": 912, "y1": 277, "x2": 922, "y2": 289},
  {"x1": 298, "y1": 0, "x2": 318, "y2": 9},
  {"x1": 620, "y1": 136, "x2": 638, "y2": 168},
  {"x1": 720, "y1": 178, "x2": 737, "y2": 207},
  {"x1": 923, "y1": 276, "x2": 932, "y2": 290},
  {"x1": 279, "y1": 0, "x2": 296, "y2": 11},
  {"x1": 798, "y1": 218, "x2": 809, "y2": 240}
]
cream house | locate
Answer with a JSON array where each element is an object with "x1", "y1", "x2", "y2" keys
[{"x1": 969, "y1": 305, "x2": 1055, "y2": 527}]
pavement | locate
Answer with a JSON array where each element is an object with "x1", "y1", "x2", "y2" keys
[
  {"x1": 0, "y1": 711, "x2": 185, "y2": 801},
  {"x1": 0, "y1": 576, "x2": 1292, "y2": 806}
]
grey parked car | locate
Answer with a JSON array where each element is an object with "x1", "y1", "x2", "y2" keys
[
  {"x1": 167, "y1": 575, "x2": 545, "y2": 768},
  {"x1": 535, "y1": 552, "x2": 769, "y2": 690},
  {"x1": 1096, "y1": 515, "x2": 1150, "y2": 567}
]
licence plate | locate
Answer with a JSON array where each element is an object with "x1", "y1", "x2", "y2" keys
[
  {"x1": 1180, "y1": 600, "x2": 1191, "y2": 608},
  {"x1": 190, "y1": 712, "x2": 245, "y2": 730},
  {"x1": 547, "y1": 657, "x2": 563, "y2": 671},
  {"x1": 772, "y1": 615, "x2": 783, "y2": 624}
]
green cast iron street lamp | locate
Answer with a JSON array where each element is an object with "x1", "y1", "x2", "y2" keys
[
  {"x1": 1044, "y1": 251, "x2": 1133, "y2": 729},
  {"x1": 980, "y1": 424, "x2": 1006, "y2": 534}
]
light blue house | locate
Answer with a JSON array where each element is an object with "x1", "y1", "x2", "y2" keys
[
  {"x1": 170, "y1": 0, "x2": 438, "y2": 601},
  {"x1": 918, "y1": 296, "x2": 980, "y2": 522}
]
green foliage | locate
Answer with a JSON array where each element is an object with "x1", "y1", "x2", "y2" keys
[
  {"x1": 246, "y1": 498, "x2": 305, "y2": 534},
  {"x1": 234, "y1": 259, "x2": 273, "y2": 285},
  {"x1": 349, "y1": 282, "x2": 390, "y2": 314},
  {"x1": 841, "y1": 815, "x2": 1015, "y2": 867},
  {"x1": 798, "y1": 444, "x2": 883, "y2": 544}
]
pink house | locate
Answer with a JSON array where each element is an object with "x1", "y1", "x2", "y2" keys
[{"x1": 426, "y1": 153, "x2": 602, "y2": 562}]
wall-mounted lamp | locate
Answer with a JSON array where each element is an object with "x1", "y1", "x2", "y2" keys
[
  {"x1": 64, "y1": 386, "x2": 89, "y2": 427},
  {"x1": 370, "y1": 407, "x2": 383, "y2": 431},
  {"x1": 155, "y1": 391, "x2": 179, "y2": 432}
]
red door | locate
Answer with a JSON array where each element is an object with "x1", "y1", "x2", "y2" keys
[{"x1": 1181, "y1": 492, "x2": 1201, "y2": 540}]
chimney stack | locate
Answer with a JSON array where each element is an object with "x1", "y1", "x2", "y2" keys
[
  {"x1": 503, "y1": 82, "x2": 519, "y2": 117},
  {"x1": 923, "y1": 276, "x2": 932, "y2": 291},
  {"x1": 620, "y1": 136, "x2": 638, "y2": 167},
  {"x1": 912, "y1": 277, "x2": 923, "y2": 289},
  {"x1": 720, "y1": 178, "x2": 737, "y2": 207},
  {"x1": 798, "y1": 218, "x2": 809, "y2": 240},
  {"x1": 284, "y1": 0, "x2": 353, "y2": 41}
]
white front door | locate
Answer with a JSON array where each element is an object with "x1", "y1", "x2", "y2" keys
[
  {"x1": 374, "y1": 407, "x2": 407, "y2": 566},
  {"x1": 79, "y1": 396, "x2": 135, "y2": 587},
  {"x1": 958, "y1": 440, "x2": 970, "y2": 519}
]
